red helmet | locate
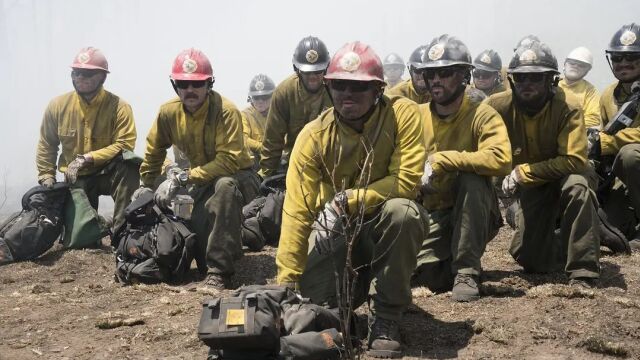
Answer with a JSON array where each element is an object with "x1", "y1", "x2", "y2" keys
[
  {"x1": 171, "y1": 48, "x2": 214, "y2": 81},
  {"x1": 71, "y1": 47, "x2": 109, "y2": 73},
  {"x1": 324, "y1": 41, "x2": 384, "y2": 83}
]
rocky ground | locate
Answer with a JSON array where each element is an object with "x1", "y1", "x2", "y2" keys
[{"x1": 1, "y1": 224, "x2": 639, "y2": 359}]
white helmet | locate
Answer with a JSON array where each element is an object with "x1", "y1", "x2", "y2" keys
[{"x1": 566, "y1": 46, "x2": 593, "y2": 66}]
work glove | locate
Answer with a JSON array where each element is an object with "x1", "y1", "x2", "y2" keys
[
  {"x1": 131, "y1": 186, "x2": 153, "y2": 201},
  {"x1": 420, "y1": 158, "x2": 437, "y2": 194},
  {"x1": 65, "y1": 154, "x2": 91, "y2": 184},
  {"x1": 502, "y1": 166, "x2": 521, "y2": 197},
  {"x1": 154, "y1": 169, "x2": 186, "y2": 209},
  {"x1": 313, "y1": 201, "x2": 344, "y2": 255},
  {"x1": 587, "y1": 127, "x2": 601, "y2": 159},
  {"x1": 40, "y1": 177, "x2": 56, "y2": 189},
  {"x1": 163, "y1": 162, "x2": 180, "y2": 176}
]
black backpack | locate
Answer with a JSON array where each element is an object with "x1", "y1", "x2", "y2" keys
[
  {"x1": 113, "y1": 191, "x2": 197, "y2": 284},
  {"x1": 199, "y1": 285, "x2": 345, "y2": 360},
  {"x1": 241, "y1": 174, "x2": 286, "y2": 251},
  {"x1": 0, "y1": 183, "x2": 69, "y2": 265}
]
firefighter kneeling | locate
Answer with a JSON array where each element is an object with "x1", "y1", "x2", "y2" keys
[{"x1": 276, "y1": 42, "x2": 427, "y2": 359}]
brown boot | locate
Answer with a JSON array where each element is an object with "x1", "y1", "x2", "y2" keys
[
  {"x1": 452, "y1": 273, "x2": 480, "y2": 302},
  {"x1": 569, "y1": 277, "x2": 597, "y2": 289},
  {"x1": 203, "y1": 273, "x2": 231, "y2": 290},
  {"x1": 367, "y1": 317, "x2": 403, "y2": 358}
]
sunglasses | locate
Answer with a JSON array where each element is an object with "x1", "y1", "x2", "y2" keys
[
  {"x1": 71, "y1": 69, "x2": 101, "y2": 78},
  {"x1": 328, "y1": 80, "x2": 371, "y2": 92},
  {"x1": 511, "y1": 73, "x2": 545, "y2": 83},
  {"x1": 609, "y1": 53, "x2": 640, "y2": 63},
  {"x1": 174, "y1": 80, "x2": 208, "y2": 89},
  {"x1": 423, "y1": 67, "x2": 457, "y2": 80},
  {"x1": 473, "y1": 70, "x2": 495, "y2": 79}
]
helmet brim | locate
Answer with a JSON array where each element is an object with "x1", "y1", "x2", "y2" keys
[
  {"x1": 248, "y1": 89, "x2": 274, "y2": 97},
  {"x1": 606, "y1": 47, "x2": 640, "y2": 53},
  {"x1": 473, "y1": 63, "x2": 500, "y2": 72},
  {"x1": 71, "y1": 64, "x2": 110, "y2": 73},
  {"x1": 170, "y1": 73, "x2": 213, "y2": 81},
  {"x1": 416, "y1": 61, "x2": 474, "y2": 69},
  {"x1": 294, "y1": 61, "x2": 329, "y2": 73},
  {"x1": 324, "y1": 73, "x2": 385, "y2": 83},
  {"x1": 508, "y1": 66, "x2": 559, "y2": 74}
]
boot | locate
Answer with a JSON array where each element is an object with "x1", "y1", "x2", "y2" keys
[
  {"x1": 204, "y1": 273, "x2": 232, "y2": 291},
  {"x1": 569, "y1": 277, "x2": 597, "y2": 289},
  {"x1": 367, "y1": 317, "x2": 403, "y2": 359},
  {"x1": 452, "y1": 273, "x2": 480, "y2": 302},
  {"x1": 597, "y1": 208, "x2": 631, "y2": 254}
]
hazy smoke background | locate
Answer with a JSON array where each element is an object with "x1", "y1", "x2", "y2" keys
[{"x1": 0, "y1": 0, "x2": 635, "y2": 214}]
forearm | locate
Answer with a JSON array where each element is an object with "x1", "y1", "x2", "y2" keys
[
  {"x1": 245, "y1": 136, "x2": 262, "y2": 152},
  {"x1": 188, "y1": 153, "x2": 239, "y2": 184},
  {"x1": 600, "y1": 128, "x2": 640, "y2": 155},
  {"x1": 518, "y1": 155, "x2": 587, "y2": 185},
  {"x1": 432, "y1": 149, "x2": 511, "y2": 177}
]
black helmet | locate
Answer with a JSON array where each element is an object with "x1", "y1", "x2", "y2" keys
[
  {"x1": 383, "y1": 53, "x2": 404, "y2": 67},
  {"x1": 248, "y1": 74, "x2": 275, "y2": 97},
  {"x1": 418, "y1": 34, "x2": 473, "y2": 69},
  {"x1": 473, "y1": 50, "x2": 502, "y2": 72},
  {"x1": 292, "y1": 36, "x2": 330, "y2": 72},
  {"x1": 513, "y1": 34, "x2": 541, "y2": 52},
  {"x1": 508, "y1": 41, "x2": 558, "y2": 74},
  {"x1": 407, "y1": 45, "x2": 429, "y2": 71},
  {"x1": 607, "y1": 23, "x2": 640, "y2": 53}
]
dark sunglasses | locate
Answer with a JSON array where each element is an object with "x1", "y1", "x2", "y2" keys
[
  {"x1": 609, "y1": 53, "x2": 640, "y2": 63},
  {"x1": 511, "y1": 73, "x2": 545, "y2": 83},
  {"x1": 473, "y1": 70, "x2": 495, "y2": 79},
  {"x1": 423, "y1": 68, "x2": 457, "y2": 80},
  {"x1": 71, "y1": 69, "x2": 101, "y2": 78},
  {"x1": 328, "y1": 80, "x2": 371, "y2": 92},
  {"x1": 174, "y1": 80, "x2": 208, "y2": 89}
]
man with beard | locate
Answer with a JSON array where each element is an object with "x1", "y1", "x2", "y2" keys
[
  {"x1": 382, "y1": 52, "x2": 405, "y2": 89},
  {"x1": 592, "y1": 23, "x2": 640, "y2": 250},
  {"x1": 36, "y1": 47, "x2": 139, "y2": 235},
  {"x1": 414, "y1": 35, "x2": 512, "y2": 302},
  {"x1": 276, "y1": 42, "x2": 426, "y2": 358},
  {"x1": 386, "y1": 45, "x2": 431, "y2": 104},
  {"x1": 486, "y1": 41, "x2": 601, "y2": 288},
  {"x1": 472, "y1": 49, "x2": 508, "y2": 97},
  {"x1": 259, "y1": 36, "x2": 333, "y2": 177},
  {"x1": 242, "y1": 74, "x2": 275, "y2": 168},
  {"x1": 139, "y1": 48, "x2": 259, "y2": 290},
  {"x1": 559, "y1": 47, "x2": 601, "y2": 128}
]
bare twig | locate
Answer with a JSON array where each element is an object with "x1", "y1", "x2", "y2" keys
[{"x1": 0, "y1": 169, "x2": 8, "y2": 211}]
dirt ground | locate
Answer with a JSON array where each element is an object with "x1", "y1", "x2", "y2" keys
[{"x1": 1, "y1": 223, "x2": 639, "y2": 359}]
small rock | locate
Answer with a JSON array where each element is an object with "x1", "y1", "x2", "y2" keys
[
  {"x1": 31, "y1": 284, "x2": 51, "y2": 294},
  {"x1": 159, "y1": 296, "x2": 171, "y2": 305},
  {"x1": 59, "y1": 277, "x2": 75, "y2": 284}
]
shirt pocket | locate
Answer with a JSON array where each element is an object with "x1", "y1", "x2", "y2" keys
[{"x1": 58, "y1": 128, "x2": 78, "y2": 153}]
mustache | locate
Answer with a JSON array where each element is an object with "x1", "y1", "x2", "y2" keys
[{"x1": 184, "y1": 93, "x2": 199, "y2": 99}]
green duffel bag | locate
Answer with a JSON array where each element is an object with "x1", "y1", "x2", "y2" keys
[{"x1": 62, "y1": 187, "x2": 108, "y2": 249}]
